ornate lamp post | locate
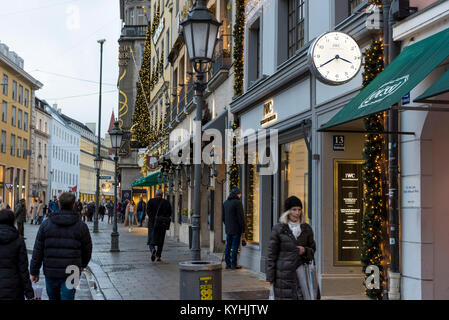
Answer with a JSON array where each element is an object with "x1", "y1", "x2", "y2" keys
[
  {"x1": 181, "y1": 0, "x2": 220, "y2": 261},
  {"x1": 93, "y1": 155, "x2": 103, "y2": 233},
  {"x1": 109, "y1": 120, "x2": 123, "y2": 252}
]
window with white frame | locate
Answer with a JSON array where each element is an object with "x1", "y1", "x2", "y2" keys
[{"x1": 288, "y1": 0, "x2": 305, "y2": 58}]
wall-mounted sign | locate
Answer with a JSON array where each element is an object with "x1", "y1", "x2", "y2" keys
[
  {"x1": 401, "y1": 91, "x2": 410, "y2": 105},
  {"x1": 153, "y1": 17, "x2": 165, "y2": 44},
  {"x1": 148, "y1": 156, "x2": 159, "y2": 170},
  {"x1": 333, "y1": 135, "x2": 345, "y2": 151},
  {"x1": 118, "y1": 45, "x2": 131, "y2": 67},
  {"x1": 101, "y1": 183, "x2": 111, "y2": 193},
  {"x1": 334, "y1": 160, "x2": 364, "y2": 265},
  {"x1": 260, "y1": 100, "x2": 277, "y2": 126}
]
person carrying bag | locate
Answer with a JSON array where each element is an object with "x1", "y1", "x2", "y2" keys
[{"x1": 147, "y1": 189, "x2": 172, "y2": 262}]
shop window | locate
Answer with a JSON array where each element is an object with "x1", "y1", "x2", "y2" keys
[
  {"x1": 246, "y1": 163, "x2": 260, "y2": 244},
  {"x1": 279, "y1": 139, "x2": 309, "y2": 222}
]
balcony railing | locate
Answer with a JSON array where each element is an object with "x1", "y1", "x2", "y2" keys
[
  {"x1": 171, "y1": 97, "x2": 178, "y2": 122},
  {"x1": 178, "y1": 85, "x2": 186, "y2": 111},
  {"x1": 211, "y1": 35, "x2": 232, "y2": 78},
  {"x1": 186, "y1": 80, "x2": 194, "y2": 106},
  {"x1": 121, "y1": 25, "x2": 147, "y2": 37}
]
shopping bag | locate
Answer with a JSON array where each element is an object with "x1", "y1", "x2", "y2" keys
[
  {"x1": 33, "y1": 284, "x2": 43, "y2": 300},
  {"x1": 269, "y1": 284, "x2": 275, "y2": 300}
]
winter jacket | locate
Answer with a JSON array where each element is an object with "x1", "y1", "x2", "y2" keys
[
  {"x1": 222, "y1": 190, "x2": 245, "y2": 235},
  {"x1": 0, "y1": 223, "x2": 34, "y2": 300},
  {"x1": 146, "y1": 197, "x2": 172, "y2": 244},
  {"x1": 29, "y1": 210, "x2": 92, "y2": 279},
  {"x1": 37, "y1": 203, "x2": 44, "y2": 217},
  {"x1": 14, "y1": 203, "x2": 27, "y2": 223},
  {"x1": 266, "y1": 223, "x2": 316, "y2": 300},
  {"x1": 48, "y1": 200, "x2": 59, "y2": 213}
]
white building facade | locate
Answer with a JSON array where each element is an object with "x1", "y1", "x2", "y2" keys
[{"x1": 45, "y1": 104, "x2": 80, "y2": 199}]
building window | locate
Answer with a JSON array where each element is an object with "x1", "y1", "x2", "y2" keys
[
  {"x1": 12, "y1": 81, "x2": 17, "y2": 100},
  {"x1": 349, "y1": 0, "x2": 362, "y2": 14},
  {"x1": 288, "y1": 0, "x2": 305, "y2": 58},
  {"x1": 11, "y1": 106, "x2": 16, "y2": 126},
  {"x1": 23, "y1": 139, "x2": 27, "y2": 159},
  {"x1": 18, "y1": 85, "x2": 23, "y2": 104},
  {"x1": 130, "y1": 7, "x2": 134, "y2": 24},
  {"x1": 18, "y1": 109, "x2": 22, "y2": 129},
  {"x1": 39, "y1": 119, "x2": 42, "y2": 131},
  {"x1": 2, "y1": 74, "x2": 8, "y2": 96},
  {"x1": 38, "y1": 142, "x2": 42, "y2": 156},
  {"x1": 24, "y1": 89, "x2": 29, "y2": 107},
  {"x1": 247, "y1": 18, "x2": 261, "y2": 86},
  {"x1": 1, "y1": 131, "x2": 6, "y2": 153},
  {"x1": 166, "y1": 30, "x2": 170, "y2": 64},
  {"x1": 45, "y1": 122, "x2": 47, "y2": 133},
  {"x1": 137, "y1": 7, "x2": 145, "y2": 24},
  {"x1": 22, "y1": 170, "x2": 26, "y2": 187},
  {"x1": 10, "y1": 134, "x2": 15, "y2": 156},
  {"x1": 24, "y1": 112, "x2": 28, "y2": 131},
  {"x1": 1, "y1": 101, "x2": 6, "y2": 122},
  {"x1": 17, "y1": 137, "x2": 21, "y2": 157},
  {"x1": 44, "y1": 144, "x2": 47, "y2": 157}
]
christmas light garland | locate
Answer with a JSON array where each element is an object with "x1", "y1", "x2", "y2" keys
[{"x1": 233, "y1": 0, "x2": 246, "y2": 96}]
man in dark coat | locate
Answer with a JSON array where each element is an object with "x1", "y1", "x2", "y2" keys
[
  {"x1": 137, "y1": 197, "x2": 146, "y2": 227},
  {"x1": 222, "y1": 187, "x2": 246, "y2": 269},
  {"x1": 0, "y1": 209, "x2": 34, "y2": 300},
  {"x1": 14, "y1": 199, "x2": 27, "y2": 238},
  {"x1": 30, "y1": 192, "x2": 92, "y2": 300},
  {"x1": 146, "y1": 189, "x2": 172, "y2": 262}
]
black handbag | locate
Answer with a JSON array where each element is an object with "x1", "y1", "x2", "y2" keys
[{"x1": 155, "y1": 200, "x2": 171, "y2": 230}]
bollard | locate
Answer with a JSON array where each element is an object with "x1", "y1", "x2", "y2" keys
[{"x1": 179, "y1": 261, "x2": 222, "y2": 300}]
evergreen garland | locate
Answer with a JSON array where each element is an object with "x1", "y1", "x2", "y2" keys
[
  {"x1": 233, "y1": 0, "x2": 246, "y2": 96},
  {"x1": 131, "y1": 24, "x2": 153, "y2": 148},
  {"x1": 360, "y1": 38, "x2": 387, "y2": 300},
  {"x1": 229, "y1": 118, "x2": 240, "y2": 188}
]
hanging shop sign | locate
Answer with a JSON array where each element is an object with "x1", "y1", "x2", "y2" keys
[
  {"x1": 334, "y1": 160, "x2": 364, "y2": 265},
  {"x1": 153, "y1": 17, "x2": 165, "y2": 45},
  {"x1": 260, "y1": 100, "x2": 277, "y2": 126},
  {"x1": 148, "y1": 156, "x2": 159, "y2": 170}
]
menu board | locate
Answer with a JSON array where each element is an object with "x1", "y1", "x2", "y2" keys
[{"x1": 334, "y1": 160, "x2": 364, "y2": 265}]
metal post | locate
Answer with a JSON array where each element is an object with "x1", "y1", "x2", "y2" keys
[
  {"x1": 383, "y1": 0, "x2": 401, "y2": 300},
  {"x1": 191, "y1": 72, "x2": 205, "y2": 262},
  {"x1": 94, "y1": 39, "x2": 105, "y2": 234},
  {"x1": 111, "y1": 154, "x2": 120, "y2": 252}
]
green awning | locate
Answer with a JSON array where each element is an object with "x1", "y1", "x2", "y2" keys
[
  {"x1": 131, "y1": 170, "x2": 166, "y2": 187},
  {"x1": 319, "y1": 27, "x2": 449, "y2": 131},
  {"x1": 414, "y1": 68, "x2": 449, "y2": 104}
]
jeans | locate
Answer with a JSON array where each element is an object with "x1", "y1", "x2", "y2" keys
[
  {"x1": 224, "y1": 234, "x2": 241, "y2": 268},
  {"x1": 128, "y1": 212, "x2": 134, "y2": 225},
  {"x1": 137, "y1": 211, "x2": 143, "y2": 224},
  {"x1": 45, "y1": 277, "x2": 76, "y2": 300},
  {"x1": 147, "y1": 227, "x2": 155, "y2": 252}
]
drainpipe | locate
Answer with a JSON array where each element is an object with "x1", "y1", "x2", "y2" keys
[{"x1": 383, "y1": 0, "x2": 401, "y2": 300}]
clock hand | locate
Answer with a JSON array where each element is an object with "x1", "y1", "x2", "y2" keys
[
  {"x1": 319, "y1": 56, "x2": 336, "y2": 68},
  {"x1": 339, "y1": 56, "x2": 352, "y2": 64}
]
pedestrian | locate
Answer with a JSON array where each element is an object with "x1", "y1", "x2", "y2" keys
[
  {"x1": 29, "y1": 198, "x2": 38, "y2": 225},
  {"x1": 0, "y1": 197, "x2": 5, "y2": 210},
  {"x1": 99, "y1": 202, "x2": 106, "y2": 222},
  {"x1": 125, "y1": 200, "x2": 137, "y2": 232},
  {"x1": 146, "y1": 189, "x2": 172, "y2": 262},
  {"x1": 106, "y1": 200, "x2": 114, "y2": 224},
  {"x1": 36, "y1": 199, "x2": 44, "y2": 225},
  {"x1": 74, "y1": 200, "x2": 83, "y2": 221},
  {"x1": 42, "y1": 202, "x2": 48, "y2": 222},
  {"x1": 223, "y1": 187, "x2": 246, "y2": 270},
  {"x1": 30, "y1": 192, "x2": 92, "y2": 301},
  {"x1": 120, "y1": 200, "x2": 127, "y2": 224},
  {"x1": 14, "y1": 199, "x2": 27, "y2": 238},
  {"x1": 137, "y1": 197, "x2": 146, "y2": 227},
  {"x1": 49, "y1": 196, "x2": 59, "y2": 214},
  {"x1": 266, "y1": 196, "x2": 317, "y2": 300},
  {"x1": 87, "y1": 202, "x2": 94, "y2": 222},
  {"x1": 0, "y1": 209, "x2": 34, "y2": 300},
  {"x1": 82, "y1": 202, "x2": 88, "y2": 222}
]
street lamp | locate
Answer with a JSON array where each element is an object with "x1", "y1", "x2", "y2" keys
[
  {"x1": 94, "y1": 38, "x2": 106, "y2": 234},
  {"x1": 181, "y1": 0, "x2": 220, "y2": 262},
  {"x1": 109, "y1": 120, "x2": 123, "y2": 252},
  {"x1": 93, "y1": 155, "x2": 103, "y2": 233}
]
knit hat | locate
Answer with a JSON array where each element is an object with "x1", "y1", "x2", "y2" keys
[
  {"x1": 231, "y1": 187, "x2": 241, "y2": 195},
  {"x1": 284, "y1": 196, "x2": 302, "y2": 211},
  {"x1": 0, "y1": 209, "x2": 15, "y2": 227}
]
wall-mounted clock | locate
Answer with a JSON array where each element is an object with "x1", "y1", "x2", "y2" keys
[{"x1": 308, "y1": 31, "x2": 362, "y2": 85}]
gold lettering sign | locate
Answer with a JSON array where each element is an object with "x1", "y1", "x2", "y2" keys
[{"x1": 261, "y1": 100, "x2": 277, "y2": 126}]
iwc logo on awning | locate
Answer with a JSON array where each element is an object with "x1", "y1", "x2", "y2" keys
[{"x1": 358, "y1": 75, "x2": 409, "y2": 109}]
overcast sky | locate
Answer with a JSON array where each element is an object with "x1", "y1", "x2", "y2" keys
[{"x1": 0, "y1": 0, "x2": 121, "y2": 138}]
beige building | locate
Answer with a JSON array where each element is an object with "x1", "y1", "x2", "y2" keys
[{"x1": 29, "y1": 97, "x2": 52, "y2": 204}]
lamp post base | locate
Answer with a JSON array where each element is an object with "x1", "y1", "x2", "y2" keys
[{"x1": 110, "y1": 232, "x2": 120, "y2": 252}]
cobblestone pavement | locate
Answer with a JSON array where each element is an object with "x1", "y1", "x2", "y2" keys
[{"x1": 24, "y1": 217, "x2": 270, "y2": 300}]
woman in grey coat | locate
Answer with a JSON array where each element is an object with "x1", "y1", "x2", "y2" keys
[{"x1": 266, "y1": 196, "x2": 317, "y2": 300}]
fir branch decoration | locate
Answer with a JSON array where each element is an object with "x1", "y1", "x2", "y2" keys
[
  {"x1": 229, "y1": 118, "x2": 240, "y2": 188},
  {"x1": 360, "y1": 38, "x2": 387, "y2": 300},
  {"x1": 233, "y1": 0, "x2": 246, "y2": 96}
]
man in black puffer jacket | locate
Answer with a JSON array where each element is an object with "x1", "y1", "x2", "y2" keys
[
  {"x1": 223, "y1": 187, "x2": 246, "y2": 270},
  {"x1": 30, "y1": 192, "x2": 92, "y2": 300},
  {"x1": 0, "y1": 209, "x2": 34, "y2": 300}
]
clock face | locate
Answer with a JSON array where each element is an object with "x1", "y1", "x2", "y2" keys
[{"x1": 309, "y1": 31, "x2": 362, "y2": 85}]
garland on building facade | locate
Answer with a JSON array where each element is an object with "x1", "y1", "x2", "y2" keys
[
  {"x1": 360, "y1": 38, "x2": 387, "y2": 300},
  {"x1": 246, "y1": 163, "x2": 255, "y2": 241},
  {"x1": 233, "y1": 0, "x2": 246, "y2": 96},
  {"x1": 131, "y1": 24, "x2": 153, "y2": 148}
]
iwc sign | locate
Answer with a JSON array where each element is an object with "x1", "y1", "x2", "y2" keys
[
  {"x1": 260, "y1": 100, "x2": 277, "y2": 126},
  {"x1": 358, "y1": 75, "x2": 409, "y2": 109}
]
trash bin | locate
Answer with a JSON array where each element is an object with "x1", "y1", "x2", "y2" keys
[{"x1": 179, "y1": 261, "x2": 222, "y2": 300}]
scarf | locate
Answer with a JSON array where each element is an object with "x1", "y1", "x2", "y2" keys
[{"x1": 288, "y1": 220, "x2": 302, "y2": 239}]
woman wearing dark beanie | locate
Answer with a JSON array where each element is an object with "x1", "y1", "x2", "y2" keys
[
  {"x1": 0, "y1": 209, "x2": 34, "y2": 300},
  {"x1": 266, "y1": 196, "x2": 318, "y2": 300}
]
